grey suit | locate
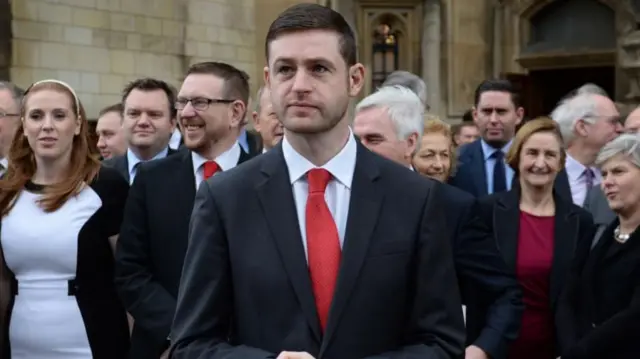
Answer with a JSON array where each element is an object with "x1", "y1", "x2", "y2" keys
[{"x1": 583, "y1": 186, "x2": 616, "y2": 248}]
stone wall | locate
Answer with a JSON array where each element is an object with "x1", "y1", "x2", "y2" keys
[{"x1": 9, "y1": 0, "x2": 256, "y2": 119}]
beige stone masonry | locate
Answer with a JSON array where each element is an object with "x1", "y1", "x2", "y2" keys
[{"x1": 10, "y1": 0, "x2": 257, "y2": 119}]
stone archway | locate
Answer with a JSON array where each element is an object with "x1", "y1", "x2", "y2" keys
[{"x1": 0, "y1": 0, "x2": 11, "y2": 80}]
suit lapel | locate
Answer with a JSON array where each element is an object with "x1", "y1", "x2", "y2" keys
[
  {"x1": 256, "y1": 145, "x2": 322, "y2": 342},
  {"x1": 237, "y1": 147, "x2": 253, "y2": 165},
  {"x1": 494, "y1": 190, "x2": 520, "y2": 271},
  {"x1": 173, "y1": 150, "x2": 196, "y2": 208},
  {"x1": 470, "y1": 141, "x2": 488, "y2": 197},
  {"x1": 118, "y1": 156, "x2": 130, "y2": 183},
  {"x1": 553, "y1": 169, "x2": 572, "y2": 203},
  {"x1": 321, "y1": 145, "x2": 382, "y2": 352},
  {"x1": 549, "y1": 194, "x2": 578, "y2": 309}
]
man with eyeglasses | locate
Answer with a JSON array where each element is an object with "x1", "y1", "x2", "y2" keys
[
  {"x1": 115, "y1": 62, "x2": 254, "y2": 359},
  {"x1": 551, "y1": 90, "x2": 622, "y2": 207},
  {"x1": 0, "y1": 81, "x2": 23, "y2": 177}
]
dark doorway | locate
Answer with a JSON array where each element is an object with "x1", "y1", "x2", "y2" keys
[{"x1": 526, "y1": 66, "x2": 615, "y2": 118}]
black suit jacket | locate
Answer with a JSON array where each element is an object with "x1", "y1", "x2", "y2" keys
[
  {"x1": 476, "y1": 187, "x2": 594, "y2": 355},
  {"x1": 169, "y1": 142, "x2": 465, "y2": 359},
  {"x1": 449, "y1": 140, "x2": 572, "y2": 201},
  {"x1": 245, "y1": 129, "x2": 263, "y2": 157},
  {"x1": 115, "y1": 148, "x2": 252, "y2": 359},
  {"x1": 102, "y1": 147, "x2": 179, "y2": 183},
  {"x1": 442, "y1": 185, "x2": 523, "y2": 359},
  {"x1": 557, "y1": 219, "x2": 640, "y2": 359},
  {"x1": 583, "y1": 186, "x2": 616, "y2": 247}
]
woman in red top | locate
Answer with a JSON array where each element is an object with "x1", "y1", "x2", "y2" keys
[{"x1": 476, "y1": 118, "x2": 594, "y2": 359}]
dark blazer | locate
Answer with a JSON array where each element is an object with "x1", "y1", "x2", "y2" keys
[
  {"x1": 115, "y1": 148, "x2": 252, "y2": 359},
  {"x1": 169, "y1": 142, "x2": 466, "y2": 359},
  {"x1": 245, "y1": 129, "x2": 263, "y2": 157},
  {"x1": 443, "y1": 184, "x2": 523, "y2": 359},
  {"x1": 557, "y1": 219, "x2": 640, "y2": 359},
  {"x1": 1, "y1": 166, "x2": 131, "y2": 359},
  {"x1": 583, "y1": 186, "x2": 616, "y2": 247},
  {"x1": 102, "y1": 147, "x2": 179, "y2": 183},
  {"x1": 476, "y1": 187, "x2": 594, "y2": 354},
  {"x1": 449, "y1": 140, "x2": 572, "y2": 201}
]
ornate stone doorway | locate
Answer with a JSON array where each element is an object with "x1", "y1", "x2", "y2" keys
[{"x1": 504, "y1": 0, "x2": 617, "y2": 118}]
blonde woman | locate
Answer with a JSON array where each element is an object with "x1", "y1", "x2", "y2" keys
[{"x1": 413, "y1": 117, "x2": 456, "y2": 182}]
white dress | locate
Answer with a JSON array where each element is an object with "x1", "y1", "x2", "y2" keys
[{"x1": 1, "y1": 185, "x2": 102, "y2": 359}]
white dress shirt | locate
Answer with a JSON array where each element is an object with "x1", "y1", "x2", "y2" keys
[
  {"x1": 191, "y1": 142, "x2": 241, "y2": 190},
  {"x1": 127, "y1": 147, "x2": 169, "y2": 184},
  {"x1": 169, "y1": 128, "x2": 182, "y2": 150},
  {"x1": 565, "y1": 154, "x2": 601, "y2": 206},
  {"x1": 282, "y1": 132, "x2": 357, "y2": 260},
  {"x1": 0, "y1": 157, "x2": 7, "y2": 177}
]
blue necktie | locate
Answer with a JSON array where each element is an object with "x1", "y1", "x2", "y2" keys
[{"x1": 492, "y1": 151, "x2": 507, "y2": 193}]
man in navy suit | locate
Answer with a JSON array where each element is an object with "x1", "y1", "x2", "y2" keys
[
  {"x1": 354, "y1": 84, "x2": 523, "y2": 359},
  {"x1": 449, "y1": 80, "x2": 524, "y2": 197}
]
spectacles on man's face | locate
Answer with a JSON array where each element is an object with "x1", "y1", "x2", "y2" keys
[
  {"x1": 175, "y1": 97, "x2": 235, "y2": 111},
  {"x1": 0, "y1": 110, "x2": 20, "y2": 119}
]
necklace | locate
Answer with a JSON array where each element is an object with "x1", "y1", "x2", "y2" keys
[{"x1": 614, "y1": 226, "x2": 631, "y2": 244}]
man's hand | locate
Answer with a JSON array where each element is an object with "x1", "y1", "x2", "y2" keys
[
  {"x1": 160, "y1": 349, "x2": 169, "y2": 359},
  {"x1": 465, "y1": 345, "x2": 489, "y2": 359},
  {"x1": 276, "y1": 351, "x2": 315, "y2": 359}
]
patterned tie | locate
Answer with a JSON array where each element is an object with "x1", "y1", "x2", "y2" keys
[
  {"x1": 203, "y1": 161, "x2": 221, "y2": 180},
  {"x1": 492, "y1": 150, "x2": 507, "y2": 193},
  {"x1": 306, "y1": 168, "x2": 341, "y2": 331},
  {"x1": 584, "y1": 168, "x2": 594, "y2": 192}
]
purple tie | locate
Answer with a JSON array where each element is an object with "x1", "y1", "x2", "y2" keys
[{"x1": 584, "y1": 168, "x2": 594, "y2": 192}]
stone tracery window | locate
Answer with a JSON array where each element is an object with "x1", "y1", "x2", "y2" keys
[{"x1": 372, "y1": 23, "x2": 399, "y2": 89}]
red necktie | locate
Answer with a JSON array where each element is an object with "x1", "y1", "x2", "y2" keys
[
  {"x1": 203, "y1": 161, "x2": 220, "y2": 180},
  {"x1": 305, "y1": 168, "x2": 341, "y2": 331}
]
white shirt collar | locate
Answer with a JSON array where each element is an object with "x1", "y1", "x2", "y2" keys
[
  {"x1": 191, "y1": 141, "x2": 241, "y2": 174},
  {"x1": 282, "y1": 131, "x2": 357, "y2": 189},
  {"x1": 0, "y1": 157, "x2": 7, "y2": 169},
  {"x1": 565, "y1": 153, "x2": 600, "y2": 181},
  {"x1": 127, "y1": 147, "x2": 169, "y2": 175}
]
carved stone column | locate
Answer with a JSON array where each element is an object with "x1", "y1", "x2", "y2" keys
[
  {"x1": 618, "y1": 0, "x2": 640, "y2": 104},
  {"x1": 422, "y1": 0, "x2": 441, "y2": 115}
]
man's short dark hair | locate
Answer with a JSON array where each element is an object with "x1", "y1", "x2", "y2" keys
[
  {"x1": 121, "y1": 78, "x2": 177, "y2": 118},
  {"x1": 187, "y1": 62, "x2": 250, "y2": 106},
  {"x1": 98, "y1": 103, "x2": 124, "y2": 117},
  {"x1": 462, "y1": 109, "x2": 473, "y2": 122},
  {"x1": 265, "y1": 3, "x2": 357, "y2": 66},
  {"x1": 474, "y1": 79, "x2": 521, "y2": 108}
]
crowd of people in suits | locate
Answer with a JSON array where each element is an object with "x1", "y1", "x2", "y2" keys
[{"x1": 0, "y1": 3, "x2": 638, "y2": 359}]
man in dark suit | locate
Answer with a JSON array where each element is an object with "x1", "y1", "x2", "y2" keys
[
  {"x1": 115, "y1": 62, "x2": 255, "y2": 359},
  {"x1": 102, "y1": 78, "x2": 179, "y2": 184},
  {"x1": 449, "y1": 80, "x2": 523, "y2": 197},
  {"x1": 169, "y1": 4, "x2": 465, "y2": 359},
  {"x1": 353, "y1": 85, "x2": 523, "y2": 359}
]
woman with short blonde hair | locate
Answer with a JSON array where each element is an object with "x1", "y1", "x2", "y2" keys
[
  {"x1": 413, "y1": 117, "x2": 457, "y2": 182},
  {"x1": 558, "y1": 133, "x2": 640, "y2": 359}
]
